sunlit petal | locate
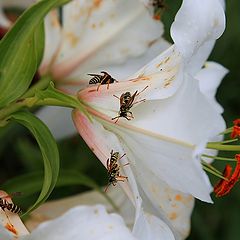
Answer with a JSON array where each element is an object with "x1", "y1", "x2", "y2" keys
[{"x1": 171, "y1": 0, "x2": 225, "y2": 74}]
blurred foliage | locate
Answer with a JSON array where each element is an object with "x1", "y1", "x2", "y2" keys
[{"x1": 0, "y1": 0, "x2": 239, "y2": 239}]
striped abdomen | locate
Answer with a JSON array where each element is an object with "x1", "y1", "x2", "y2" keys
[
  {"x1": 89, "y1": 75, "x2": 103, "y2": 84},
  {"x1": 88, "y1": 71, "x2": 116, "y2": 85},
  {"x1": 0, "y1": 198, "x2": 21, "y2": 214}
]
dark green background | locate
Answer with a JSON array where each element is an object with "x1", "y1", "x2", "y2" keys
[{"x1": 0, "y1": 1, "x2": 239, "y2": 239}]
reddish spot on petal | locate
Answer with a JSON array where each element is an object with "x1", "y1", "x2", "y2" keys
[
  {"x1": 94, "y1": 0, "x2": 102, "y2": 8},
  {"x1": 169, "y1": 212, "x2": 177, "y2": 220},
  {"x1": 175, "y1": 194, "x2": 182, "y2": 201},
  {"x1": 5, "y1": 223, "x2": 18, "y2": 235}
]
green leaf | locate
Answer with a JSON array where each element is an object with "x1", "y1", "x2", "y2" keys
[
  {"x1": 10, "y1": 111, "x2": 59, "y2": 215},
  {"x1": 1, "y1": 170, "x2": 100, "y2": 199},
  {"x1": 0, "y1": 0, "x2": 70, "y2": 108}
]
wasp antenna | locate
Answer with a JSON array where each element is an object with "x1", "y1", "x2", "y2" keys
[
  {"x1": 136, "y1": 85, "x2": 148, "y2": 96},
  {"x1": 119, "y1": 153, "x2": 126, "y2": 161},
  {"x1": 113, "y1": 94, "x2": 120, "y2": 99}
]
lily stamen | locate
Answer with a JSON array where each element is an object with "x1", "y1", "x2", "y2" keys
[
  {"x1": 214, "y1": 154, "x2": 240, "y2": 197},
  {"x1": 201, "y1": 160, "x2": 227, "y2": 180},
  {"x1": 202, "y1": 154, "x2": 236, "y2": 162},
  {"x1": 231, "y1": 119, "x2": 240, "y2": 139}
]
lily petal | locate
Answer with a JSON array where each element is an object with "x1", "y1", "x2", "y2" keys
[
  {"x1": 23, "y1": 205, "x2": 136, "y2": 240},
  {"x1": 37, "y1": 106, "x2": 76, "y2": 140},
  {"x1": 171, "y1": 0, "x2": 225, "y2": 74},
  {"x1": 79, "y1": 45, "x2": 184, "y2": 113},
  {"x1": 39, "y1": 11, "x2": 62, "y2": 75},
  {"x1": 195, "y1": 61, "x2": 228, "y2": 114},
  {"x1": 50, "y1": 0, "x2": 165, "y2": 82},
  {"x1": 132, "y1": 168, "x2": 194, "y2": 239},
  {"x1": 25, "y1": 187, "x2": 135, "y2": 231},
  {"x1": 73, "y1": 111, "x2": 176, "y2": 239}
]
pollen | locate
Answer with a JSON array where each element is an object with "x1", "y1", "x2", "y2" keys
[{"x1": 5, "y1": 223, "x2": 18, "y2": 235}]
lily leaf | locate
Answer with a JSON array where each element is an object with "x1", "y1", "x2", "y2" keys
[
  {"x1": 1, "y1": 170, "x2": 100, "y2": 198},
  {"x1": 10, "y1": 111, "x2": 59, "y2": 215},
  {"x1": 0, "y1": 0, "x2": 70, "y2": 108}
]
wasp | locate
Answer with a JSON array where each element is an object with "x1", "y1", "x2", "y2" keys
[
  {"x1": 105, "y1": 150, "x2": 129, "y2": 192},
  {"x1": 112, "y1": 86, "x2": 148, "y2": 123},
  {"x1": 0, "y1": 192, "x2": 22, "y2": 214},
  {"x1": 150, "y1": 0, "x2": 165, "y2": 20},
  {"x1": 88, "y1": 71, "x2": 118, "y2": 91}
]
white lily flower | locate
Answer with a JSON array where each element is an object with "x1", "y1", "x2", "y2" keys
[
  {"x1": 72, "y1": 1, "x2": 227, "y2": 237},
  {"x1": 35, "y1": 0, "x2": 169, "y2": 139}
]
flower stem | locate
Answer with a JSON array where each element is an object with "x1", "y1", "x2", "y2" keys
[{"x1": 21, "y1": 75, "x2": 51, "y2": 98}]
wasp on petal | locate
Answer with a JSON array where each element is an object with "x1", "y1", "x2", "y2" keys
[
  {"x1": 105, "y1": 150, "x2": 129, "y2": 192},
  {"x1": 0, "y1": 192, "x2": 22, "y2": 214},
  {"x1": 88, "y1": 71, "x2": 118, "y2": 91},
  {"x1": 112, "y1": 86, "x2": 148, "y2": 123}
]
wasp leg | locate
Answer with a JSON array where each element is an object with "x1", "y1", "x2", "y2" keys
[
  {"x1": 132, "y1": 99, "x2": 146, "y2": 106},
  {"x1": 112, "y1": 115, "x2": 120, "y2": 123},
  {"x1": 104, "y1": 183, "x2": 111, "y2": 192},
  {"x1": 107, "y1": 79, "x2": 111, "y2": 90},
  {"x1": 122, "y1": 163, "x2": 130, "y2": 167},
  {"x1": 116, "y1": 176, "x2": 128, "y2": 182}
]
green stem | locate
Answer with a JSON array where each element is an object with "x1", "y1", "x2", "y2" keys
[
  {"x1": 21, "y1": 75, "x2": 51, "y2": 99},
  {"x1": 207, "y1": 142, "x2": 240, "y2": 152},
  {"x1": 0, "y1": 75, "x2": 51, "y2": 121}
]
